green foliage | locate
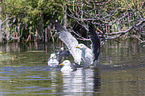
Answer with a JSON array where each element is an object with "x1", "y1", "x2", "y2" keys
[{"x1": 1, "y1": 0, "x2": 145, "y2": 43}]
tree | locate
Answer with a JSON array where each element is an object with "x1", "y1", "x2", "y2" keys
[
  {"x1": 0, "y1": 5, "x2": 2, "y2": 43},
  {"x1": 1, "y1": 0, "x2": 145, "y2": 44}
]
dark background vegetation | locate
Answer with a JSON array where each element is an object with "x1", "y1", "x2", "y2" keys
[{"x1": 0, "y1": 0, "x2": 145, "y2": 44}]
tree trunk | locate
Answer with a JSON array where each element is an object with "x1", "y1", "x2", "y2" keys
[
  {"x1": 0, "y1": 6, "x2": 2, "y2": 43},
  {"x1": 64, "y1": 3, "x2": 67, "y2": 28},
  {"x1": 45, "y1": 28, "x2": 47, "y2": 43},
  {"x1": 6, "y1": 14, "x2": 10, "y2": 42}
]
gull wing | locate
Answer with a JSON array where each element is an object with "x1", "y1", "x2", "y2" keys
[
  {"x1": 55, "y1": 21, "x2": 82, "y2": 64},
  {"x1": 89, "y1": 23, "x2": 100, "y2": 62}
]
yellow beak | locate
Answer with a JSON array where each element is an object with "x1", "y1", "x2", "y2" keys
[
  {"x1": 76, "y1": 46, "x2": 79, "y2": 48},
  {"x1": 59, "y1": 63, "x2": 64, "y2": 66},
  {"x1": 0, "y1": 51, "x2": 2, "y2": 54}
]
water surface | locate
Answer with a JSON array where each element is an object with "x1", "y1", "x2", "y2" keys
[{"x1": 0, "y1": 40, "x2": 145, "y2": 96}]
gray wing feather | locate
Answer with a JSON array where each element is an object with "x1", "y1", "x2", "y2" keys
[{"x1": 55, "y1": 21, "x2": 82, "y2": 64}]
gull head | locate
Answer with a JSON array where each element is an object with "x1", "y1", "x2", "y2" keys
[
  {"x1": 59, "y1": 60, "x2": 71, "y2": 66},
  {"x1": 50, "y1": 53, "x2": 57, "y2": 59},
  {"x1": 76, "y1": 44, "x2": 87, "y2": 50}
]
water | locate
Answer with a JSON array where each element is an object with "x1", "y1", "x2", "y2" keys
[{"x1": 0, "y1": 40, "x2": 145, "y2": 96}]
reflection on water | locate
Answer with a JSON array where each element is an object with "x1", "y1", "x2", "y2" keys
[
  {"x1": 60, "y1": 68, "x2": 100, "y2": 95},
  {"x1": 0, "y1": 40, "x2": 145, "y2": 95}
]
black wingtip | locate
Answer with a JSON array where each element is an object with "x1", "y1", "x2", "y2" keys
[
  {"x1": 88, "y1": 23, "x2": 96, "y2": 35},
  {"x1": 88, "y1": 23, "x2": 100, "y2": 61},
  {"x1": 54, "y1": 20, "x2": 65, "y2": 32}
]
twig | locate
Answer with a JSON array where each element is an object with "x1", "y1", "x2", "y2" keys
[
  {"x1": 130, "y1": 35, "x2": 145, "y2": 43},
  {"x1": 106, "y1": 27, "x2": 133, "y2": 35}
]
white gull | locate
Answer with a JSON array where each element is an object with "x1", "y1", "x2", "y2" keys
[
  {"x1": 48, "y1": 53, "x2": 59, "y2": 67},
  {"x1": 55, "y1": 21, "x2": 100, "y2": 67}
]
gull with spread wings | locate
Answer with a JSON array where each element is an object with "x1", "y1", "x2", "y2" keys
[
  {"x1": 55, "y1": 20, "x2": 100, "y2": 67},
  {"x1": 55, "y1": 20, "x2": 82, "y2": 65}
]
